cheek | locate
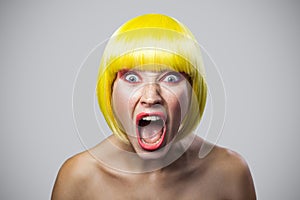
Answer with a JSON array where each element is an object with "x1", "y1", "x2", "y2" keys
[
  {"x1": 112, "y1": 87, "x2": 128, "y2": 115},
  {"x1": 177, "y1": 87, "x2": 191, "y2": 117},
  {"x1": 162, "y1": 84, "x2": 191, "y2": 121},
  {"x1": 112, "y1": 81, "x2": 139, "y2": 135},
  {"x1": 112, "y1": 83, "x2": 131, "y2": 127}
]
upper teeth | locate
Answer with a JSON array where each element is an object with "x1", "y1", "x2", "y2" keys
[{"x1": 142, "y1": 116, "x2": 160, "y2": 121}]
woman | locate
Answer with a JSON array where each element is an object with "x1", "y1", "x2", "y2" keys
[{"x1": 52, "y1": 13, "x2": 256, "y2": 199}]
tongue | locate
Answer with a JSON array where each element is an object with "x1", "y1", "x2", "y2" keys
[{"x1": 139, "y1": 121, "x2": 163, "y2": 144}]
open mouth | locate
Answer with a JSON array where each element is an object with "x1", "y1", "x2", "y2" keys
[{"x1": 136, "y1": 113, "x2": 166, "y2": 151}]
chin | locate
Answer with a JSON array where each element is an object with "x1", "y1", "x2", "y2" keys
[{"x1": 134, "y1": 141, "x2": 173, "y2": 160}]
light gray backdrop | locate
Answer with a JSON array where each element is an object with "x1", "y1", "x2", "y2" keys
[{"x1": 1, "y1": 0, "x2": 299, "y2": 199}]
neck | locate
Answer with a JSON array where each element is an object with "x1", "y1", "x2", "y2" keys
[{"x1": 92, "y1": 134, "x2": 197, "y2": 174}]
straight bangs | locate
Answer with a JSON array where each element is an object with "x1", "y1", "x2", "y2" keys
[
  {"x1": 99, "y1": 28, "x2": 205, "y2": 77},
  {"x1": 105, "y1": 49, "x2": 198, "y2": 77}
]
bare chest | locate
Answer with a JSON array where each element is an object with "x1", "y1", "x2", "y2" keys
[{"x1": 85, "y1": 172, "x2": 222, "y2": 200}]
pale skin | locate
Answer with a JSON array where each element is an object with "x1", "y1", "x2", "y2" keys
[{"x1": 52, "y1": 70, "x2": 256, "y2": 200}]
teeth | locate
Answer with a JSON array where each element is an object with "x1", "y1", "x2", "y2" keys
[{"x1": 142, "y1": 116, "x2": 161, "y2": 121}]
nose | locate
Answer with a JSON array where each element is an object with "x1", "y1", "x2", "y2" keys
[{"x1": 140, "y1": 83, "x2": 162, "y2": 106}]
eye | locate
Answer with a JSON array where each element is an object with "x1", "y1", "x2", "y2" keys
[
  {"x1": 162, "y1": 72, "x2": 182, "y2": 83},
  {"x1": 123, "y1": 72, "x2": 141, "y2": 83}
]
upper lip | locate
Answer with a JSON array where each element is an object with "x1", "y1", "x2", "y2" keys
[{"x1": 135, "y1": 112, "x2": 166, "y2": 125}]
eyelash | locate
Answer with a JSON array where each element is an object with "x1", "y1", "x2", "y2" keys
[
  {"x1": 161, "y1": 73, "x2": 182, "y2": 83},
  {"x1": 123, "y1": 72, "x2": 141, "y2": 83},
  {"x1": 120, "y1": 71, "x2": 182, "y2": 84}
]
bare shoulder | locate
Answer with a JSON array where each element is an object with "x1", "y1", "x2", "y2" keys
[
  {"x1": 51, "y1": 151, "x2": 101, "y2": 200},
  {"x1": 208, "y1": 146, "x2": 257, "y2": 199}
]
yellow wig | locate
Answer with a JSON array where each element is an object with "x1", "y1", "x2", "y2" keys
[{"x1": 96, "y1": 14, "x2": 207, "y2": 143}]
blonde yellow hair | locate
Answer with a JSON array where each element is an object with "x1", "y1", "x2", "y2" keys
[{"x1": 96, "y1": 14, "x2": 207, "y2": 143}]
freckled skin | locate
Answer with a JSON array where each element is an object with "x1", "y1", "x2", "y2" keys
[{"x1": 51, "y1": 70, "x2": 256, "y2": 200}]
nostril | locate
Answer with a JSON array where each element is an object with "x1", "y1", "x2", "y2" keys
[{"x1": 141, "y1": 97, "x2": 162, "y2": 105}]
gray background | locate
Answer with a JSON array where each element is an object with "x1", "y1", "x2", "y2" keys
[{"x1": 1, "y1": 0, "x2": 299, "y2": 199}]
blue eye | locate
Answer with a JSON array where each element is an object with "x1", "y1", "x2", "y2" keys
[
  {"x1": 124, "y1": 73, "x2": 140, "y2": 83},
  {"x1": 162, "y1": 73, "x2": 181, "y2": 83}
]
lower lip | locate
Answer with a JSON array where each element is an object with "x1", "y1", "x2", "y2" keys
[{"x1": 136, "y1": 125, "x2": 166, "y2": 151}]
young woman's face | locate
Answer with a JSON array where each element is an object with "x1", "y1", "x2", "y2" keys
[{"x1": 112, "y1": 68, "x2": 192, "y2": 159}]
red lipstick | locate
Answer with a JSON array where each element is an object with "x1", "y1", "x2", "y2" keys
[{"x1": 136, "y1": 112, "x2": 166, "y2": 151}]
